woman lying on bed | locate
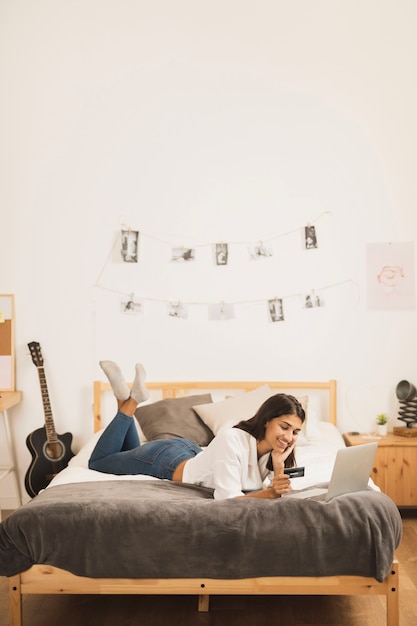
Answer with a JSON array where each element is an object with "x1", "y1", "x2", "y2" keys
[{"x1": 89, "y1": 361, "x2": 305, "y2": 500}]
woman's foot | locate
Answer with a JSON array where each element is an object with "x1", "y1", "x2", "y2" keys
[
  {"x1": 99, "y1": 361, "x2": 130, "y2": 401},
  {"x1": 130, "y1": 363, "x2": 149, "y2": 403}
]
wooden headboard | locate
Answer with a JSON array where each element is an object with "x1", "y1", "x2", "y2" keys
[{"x1": 93, "y1": 379, "x2": 337, "y2": 433}]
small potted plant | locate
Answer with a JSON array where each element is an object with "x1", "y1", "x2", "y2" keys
[{"x1": 376, "y1": 413, "x2": 388, "y2": 436}]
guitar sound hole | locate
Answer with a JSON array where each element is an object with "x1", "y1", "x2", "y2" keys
[{"x1": 43, "y1": 441, "x2": 66, "y2": 461}]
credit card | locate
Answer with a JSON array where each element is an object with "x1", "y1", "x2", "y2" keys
[{"x1": 283, "y1": 466, "x2": 305, "y2": 478}]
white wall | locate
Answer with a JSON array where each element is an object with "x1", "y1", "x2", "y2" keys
[{"x1": 1, "y1": 0, "x2": 417, "y2": 507}]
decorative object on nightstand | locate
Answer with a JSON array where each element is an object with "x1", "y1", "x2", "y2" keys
[
  {"x1": 376, "y1": 413, "x2": 388, "y2": 436},
  {"x1": 394, "y1": 379, "x2": 417, "y2": 437}
]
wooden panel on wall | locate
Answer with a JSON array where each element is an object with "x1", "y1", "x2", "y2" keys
[{"x1": 0, "y1": 294, "x2": 15, "y2": 391}]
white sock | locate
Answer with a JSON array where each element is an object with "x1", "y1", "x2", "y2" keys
[
  {"x1": 130, "y1": 363, "x2": 149, "y2": 404},
  {"x1": 99, "y1": 361, "x2": 130, "y2": 401}
]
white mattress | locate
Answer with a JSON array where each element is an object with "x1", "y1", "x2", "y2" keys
[{"x1": 47, "y1": 422, "x2": 361, "y2": 492}]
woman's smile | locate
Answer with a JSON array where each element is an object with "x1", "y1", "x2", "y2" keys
[
  {"x1": 257, "y1": 413, "x2": 303, "y2": 457},
  {"x1": 276, "y1": 438, "x2": 290, "y2": 451}
]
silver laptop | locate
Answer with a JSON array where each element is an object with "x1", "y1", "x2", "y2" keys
[{"x1": 284, "y1": 442, "x2": 378, "y2": 502}]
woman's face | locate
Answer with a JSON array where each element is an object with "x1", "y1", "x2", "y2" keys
[{"x1": 258, "y1": 414, "x2": 303, "y2": 456}]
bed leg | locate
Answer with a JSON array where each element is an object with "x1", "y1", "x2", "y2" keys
[
  {"x1": 386, "y1": 561, "x2": 399, "y2": 626},
  {"x1": 9, "y1": 574, "x2": 22, "y2": 626},
  {"x1": 198, "y1": 594, "x2": 210, "y2": 612}
]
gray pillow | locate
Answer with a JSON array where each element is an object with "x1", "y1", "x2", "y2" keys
[{"x1": 134, "y1": 394, "x2": 214, "y2": 446}]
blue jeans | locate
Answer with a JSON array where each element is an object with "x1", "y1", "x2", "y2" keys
[{"x1": 88, "y1": 411, "x2": 202, "y2": 479}]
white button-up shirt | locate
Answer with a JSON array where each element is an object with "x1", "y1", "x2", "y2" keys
[{"x1": 182, "y1": 427, "x2": 272, "y2": 499}]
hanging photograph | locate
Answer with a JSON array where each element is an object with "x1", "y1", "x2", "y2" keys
[
  {"x1": 167, "y1": 301, "x2": 189, "y2": 319},
  {"x1": 120, "y1": 298, "x2": 144, "y2": 315},
  {"x1": 171, "y1": 247, "x2": 195, "y2": 262},
  {"x1": 267, "y1": 298, "x2": 284, "y2": 322},
  {"x1": 214, "y1": 243, "x2": 228, "y2": 266},
  {"x1": 303, "y1": 290, "x2": 325, "y2": 308},
  {"x1": 248, "y1": 243, "x2": 273, "y2": 261},
  {"x1": 304, "y1": 225, "x2": 318, "y2": 249},
  {"x1": 208, "y1": 302, "x2": 235, "y2": 320},
  {"x1": 121, "y1": 229, "x2": 139, "y2": 263},
  {"x1": 367, "y1": 242, "x2": 415, "y2": 310}
]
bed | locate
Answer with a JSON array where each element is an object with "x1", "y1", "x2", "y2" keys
[{"x1": 1, "y1": 379, "x2": 402, "y2": 626}]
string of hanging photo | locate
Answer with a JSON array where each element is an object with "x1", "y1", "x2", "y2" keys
[
  {"x1": 119, "y1": 217, "x2": 322, "y2": 265},
  {"x1": 94, "y1": 211, "x2": 357, "y2": 322}
]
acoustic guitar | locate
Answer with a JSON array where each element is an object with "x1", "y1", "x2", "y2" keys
[{"x1": 24, "y1": 341, "x2": 74, "y2": 498}]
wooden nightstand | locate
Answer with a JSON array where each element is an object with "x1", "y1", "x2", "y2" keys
[{"x1": 343, "y1": 432, "x2": 417, "y2": 507}]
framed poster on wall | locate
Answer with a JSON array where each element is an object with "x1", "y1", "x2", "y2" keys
[{"x1": 0, "y1": 294, "x2": 15, "y2": 391}]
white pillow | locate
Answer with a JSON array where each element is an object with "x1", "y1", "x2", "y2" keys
[
  {"x1": 192, "y1": 385, "x2": 273, "y2": 435},
  {"x1": 304, "y1": 394, "x2": 322, "y2": 439},
  {"x1": 193, "y1": 386, "x2": 312, "y2": 442},
  {"x1": 295, "y1": 430, "x2": 310, "y2": 446},
  {"x1": 68, "y1": 430, "x2": 104, "y2": 468}
]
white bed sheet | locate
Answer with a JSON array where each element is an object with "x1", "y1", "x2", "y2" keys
[
  {"x1": 47, "y1": 429, "x2": 159, "y2": 488},
  {"x1": 48, "y1": 422, "x2": 361, "y2": 492},
  {"x1": 291, "y1": 422, "x2": 346, "y2": 490}
]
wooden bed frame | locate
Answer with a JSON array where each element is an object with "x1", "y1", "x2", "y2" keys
[{"x1": 8, "y1": 380, "x2": 399, "y2": 626}]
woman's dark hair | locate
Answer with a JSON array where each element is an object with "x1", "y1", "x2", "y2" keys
[{"x1": 234, "y1": 393, "x2": 305, "y2": 469}]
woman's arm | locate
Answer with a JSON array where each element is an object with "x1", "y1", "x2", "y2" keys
[
  {"x1": 209, "y1": 430, "x2": 295, "y2": 499},
  {"x1": 236, "y1": 450, "x2": 293, "y2": 499},
  {"x1": 237, "y1": 466, "x2": 291, "y2": 499}
]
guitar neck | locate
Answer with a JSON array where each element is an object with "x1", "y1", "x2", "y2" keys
[{"x1": 37, "y1": 366, "x2": 58, "y2": 444}]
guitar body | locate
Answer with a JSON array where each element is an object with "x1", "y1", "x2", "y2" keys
[
  {"x1": 25, "y1": 342, "x2": 75, "y2": 498},
  {"x1": 25, "y1": 427, "x2": 74, "y2": 498}
]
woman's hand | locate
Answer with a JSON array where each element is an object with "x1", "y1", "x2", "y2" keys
[
  {"x1": 271, "y1": 442, "x2": 296, "y2": 469},
  {"x1": 239, "y1": 441, "x2": 298, "y2": 500},
  {"x1": 268, "y1": 445, "x2": 296, "y2": 498},
  {"x1": 268, "y1": 473, "x2": 292, "y2": 498}
]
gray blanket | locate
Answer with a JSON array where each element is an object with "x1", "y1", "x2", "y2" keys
[{"x1": 0, "y1": 480, "x2": 402, "y2": 582}]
